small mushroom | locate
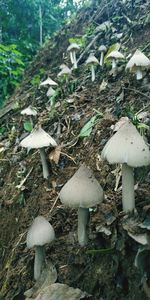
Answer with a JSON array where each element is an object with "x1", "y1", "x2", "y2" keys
[
  {"x1": 21, "y1": 106, "x2": 37, "y2": 116},
  {"x1": 126, "y1": 49, "x2": 150, "y2": 80},
  {"x1": 86, "y1": 54, "x2": 99, "y2": 82},
  {"x1": 21, "y1": 106, "x2": 38, "y2": 125},
  {"x1": 57, "y1": 64, "x2": 71, "y2": 82},
  {"x1": 40, "y1": 77, "x2": 58, "y2": 87},
  {"x1": 46, "y1": 87, "x2": 56, "y2": 97},
  {"x1": 27, "y1": 216, "x2": 55, "y2": 281},
  {"x1": 101, "y1": 120, "x2": 150, "y2": 212},
  {"x1": 59, "y1": 164, "x2": 104, "y2": 246},
  {"x1": 67, "y1": 43, "x2": 80, "y2": 69},
  {"x1": 20, "y1": 125, "x2": 57, "y2": 179},
  {"x1": 106, "y1": 50, "x2": 124, "y2": 69},
  {"x1": 99, "y1": 45, "x2": 107, "y2": 67}
]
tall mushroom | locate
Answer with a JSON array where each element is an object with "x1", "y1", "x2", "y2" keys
[
  {"x1": 106, "y1": 50, "x2": 124, "y2": 69},
  {"x1": 99, "y1": 45, "x2": 107, "y2": 67},
  {"x1": 20, "y1": 125, "x2": 57, "y2": 179},
  {"x1": 59, "y1": 164, "x2": 104, "y2": 246},
  {"x1": 101, "y1": 120, "x2": 150, "y2": 212},
  {"x1": 86, "y1": 54, "x2": 99, "y2": 82},
  {"x1": 126, "y1": 49, "x2": 150, "y2": 80},
  {"x1": 67, "y1": 43, "x2": 80, "y2": 69},
  {"x1": 27, "y1": 216, "x2": 55, "y2": 281}
]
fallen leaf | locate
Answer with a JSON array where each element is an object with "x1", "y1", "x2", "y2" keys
[{"x1": 49, "y1": 146, "x2": 61, "y2": 164}]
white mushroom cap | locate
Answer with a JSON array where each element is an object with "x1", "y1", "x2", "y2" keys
[
  {"x1": 46, "y1": 87, "x2": 56, "y2": 97},
  {"x1": 99, "y1": 45, "x2": 107, "y2": 52},
  {"x1": 21, "y1": 106, "x2": 37, "y2": 116},
  {"x1": 126, "y1": 49, "x2": 150, "y2": 71},
  {"x1": 40, "y1": 77, "x2": 58, "y2": 87},
  {"x1": 59, "y1": 164, "x2": 104, "y2": 209},
  {"x1": 20, "y1": 125, "x2": 57, "y2": 149},
  {"x1": 106, "y1": 50, "x2": 125, "y2": 60},
  {"x1": 86, "y1": 54, "x2": 99, "y2": 65},
  {"x1": 102, "y1": 121, "x2": 150, "y2": 167},
  {"x1": 27, "y1": 216, "x2": 55, "y2": 248},
  {"x1": 67, "y1": 43, "x2": 80, "y2": 52},
  {"x1": 57, "y1": 64, "x2": 71, "y2": 77}
]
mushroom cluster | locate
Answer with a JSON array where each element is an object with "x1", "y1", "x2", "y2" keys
[{"x1": 16, "y1": 34, "x2": 150, "y2": 299}]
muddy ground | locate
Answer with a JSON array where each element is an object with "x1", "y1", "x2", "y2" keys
[{"x1": 0, "y1": 1, "x2": 150, "y2": 299}]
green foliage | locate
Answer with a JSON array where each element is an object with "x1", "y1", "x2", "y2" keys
[
  {"x1": 83, "y1": 23, "x2": 96, "y2": 37},
  {"x1": 0, "y1": 126, "x2": 6, "y2": 136},
  {"x1": 48, "y1": 88, "x2": 61, "y2": 106},
  {"x1": 31, "y1": 68, "x2": 46, "y2": 86},
  {"x1": 23, "y1": 121, "x2": 33, "y2": 132},
  {"x1": 79, "y1": 110, "x2": 103, "y2": 138},
  {"x1": 69, "y1": 36, "x2": 86, "y2": 48},
  {"x1": 0, "y1": 44, "x2": 24, "y2": 106}
]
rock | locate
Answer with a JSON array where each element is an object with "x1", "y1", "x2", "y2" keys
[{"x1": 26, "y1": 283, "x2": 90, "y2": 300}]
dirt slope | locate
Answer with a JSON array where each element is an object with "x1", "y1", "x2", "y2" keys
[{"x1": 0, "y1": 0, "x2": 150, "y2": 299}]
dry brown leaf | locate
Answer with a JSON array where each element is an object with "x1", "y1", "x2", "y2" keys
[{"x1": 49, "y1": 146, "x2": 61, "y2": 164}]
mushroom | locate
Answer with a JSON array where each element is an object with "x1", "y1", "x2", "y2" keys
[
  {"x1": 59, "y1": 164, "x2": 104, "y2": 246},
  {"x1": 40, "y1": 77, "x2": 58, "y2": 87},
  {"x1": 27, "y1": 216, "x2": 55, "y2": 281},
  {"x1": 20, "y1": 125, "x2": 57, "y2": 179},
  {"x1": 46, "y1": 87, "x2": 56, "y2": 97},
  {"x1": 67, "y1": 43, "x2": 80, "y2": 69},
  {"x1": 85, "y1": 54, "x2": 99, "y2": 82},
  {"x1": 126, "y1": 49, "x2": 150, "y2": 80},
  {"x1": 21, "y1": 106, "x2": 38, "y2": 125},
  {"x1": 57, "y1": 64, "x2": 71, "y2": 82},
  {"x1": 106, "y1": 50, "x2": 125, "y2": 69},
  {"x1": 101, "y1": 120, "x2": 150, "y2": 212},
  {"x1": 21, "y1": 106, "x2": 37, "y2": 117},
  {"x1": 99, "y1": 45, "x2": 107, "y2": 67}
]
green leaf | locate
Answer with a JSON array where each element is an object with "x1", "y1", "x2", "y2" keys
[
  {"x1": 79, "y1": 115, "x2": 97, "y2": 138},
  {"x1": 23, "y1": 121, "x2": 33, "y2": 132},
  {"x1": 104, "y1": 43, "x2": 121, "y2": 63}
]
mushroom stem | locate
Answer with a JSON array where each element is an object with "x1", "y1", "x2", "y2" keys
[
  {"x1": 73, "y1": 51, "x2": 77, "y2": 69},
  {"x1": 122, "y1": 163, "x2": 135, "y2": 212},
  {"x1": 112, "y1": 58, "x2": 117, "y2": 69},
  {"x1": 39, "y1": 148, "x2": 50, "y2": 179},
  {"x1": 34, "y1": 245, "x2": 46, "y2": 280},
  {"x1": 70, "y1": 51, "x2": 74, "y2": 64},
  {"x1": 78, "y1": 207, "x2": 89, "y2": 246},
  {"x1": 91, "y1": 64, "x2": 95, "y2": 81},
  {"x1": 136, "y1": 67, "x2": 143, "y2": 80},
  {"x1": 100, "y1": 52, "x2": 104, "y2": 67}
]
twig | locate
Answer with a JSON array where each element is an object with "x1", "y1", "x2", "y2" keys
[
  {"x1": 60, "y1": 151, "x2": 76, "y2": 164},
  {"x1": 16, "y1": 167, "x2": 33, "y2": 189},
  {"x1": 77, "y1": 32, "x2": 102, "y2": 64},
  {"x1": 49, "y1": 195, "x2": 59, "y2": 214},
  {"x1": 123, "y1": 87, "x2": 150, "y2": 101}
]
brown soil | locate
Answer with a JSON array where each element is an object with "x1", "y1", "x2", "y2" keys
[{"x1": 0, "y1": 1, "x2": 150, "y2": 299}]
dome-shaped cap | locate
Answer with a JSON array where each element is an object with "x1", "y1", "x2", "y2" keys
[
  {"x1": 99, "y1": 45, "x2": 107, "y2": 52},
  {"x1": 20, "y1": 125, "x2": 57, "y2": 149},
  {"x1": 27, "y1": 216, "x2": 55, "y2": 248},
  {"x1": 67, "y1": 43, "x2": 80, "y2": 52},
  {"x1": 106, "y1": 50, "x2": 124, "y2": 60},
  {"x1": 86, "y1": 54, "x2": 99, "y2": 65},
  {"x1": 59, "y1": 164, "x2": 104, "y2": 209},
  {"x1": 102, "y1": 121, "x2": 150, "y2": 167},
  {"x1": 126, "y1": 49, "x2": 150, "y2": 71},
  {"x1": 21, "y1": 105, "x2": 37, "y2": 116}
]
